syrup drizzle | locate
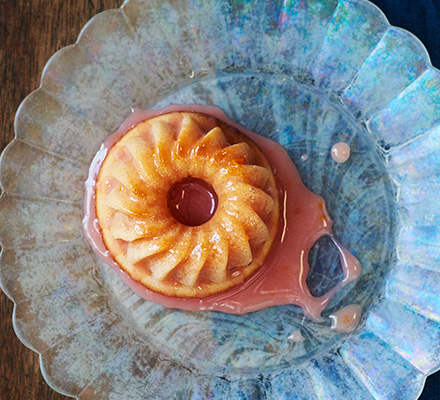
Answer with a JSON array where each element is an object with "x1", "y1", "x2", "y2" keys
[{"x1": 83, "y1": 105, "x2": 362, "y2": 322}]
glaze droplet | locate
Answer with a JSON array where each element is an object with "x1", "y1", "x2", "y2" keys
[
  {"x1": 329, "y1": 304, "x2": 362, "y2": 333},
  {"x1": 331, "y1": 142, "x2": 351, "y2": 163},
  {"x1": 288, "y1": 329, "x2": 306, "y2": 342}
]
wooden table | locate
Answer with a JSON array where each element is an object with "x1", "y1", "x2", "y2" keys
[
  {"x1": 0, "y1": 1, "x2": 438, "y2": 399},
  {"x1": 0, "y1": 2, "x2": 121, "y2": 398}
]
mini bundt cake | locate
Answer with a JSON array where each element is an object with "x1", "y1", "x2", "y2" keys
[{"x1": 95, "y1": 112, "x2": 280, "y2": 298}]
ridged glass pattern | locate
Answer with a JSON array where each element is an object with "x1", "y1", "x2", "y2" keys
[{"x1": 1, "y1": 0, "x2": 439, "y2": 398}]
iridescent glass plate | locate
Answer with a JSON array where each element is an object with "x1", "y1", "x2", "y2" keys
[{"x1": 1, "y1": 0, "x2": 440, "y2": 398}]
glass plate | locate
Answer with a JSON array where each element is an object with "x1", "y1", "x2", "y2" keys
[{"x1": 1, "y1": 0, "x2": 440, "y2": 398}]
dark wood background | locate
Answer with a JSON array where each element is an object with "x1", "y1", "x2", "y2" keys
[
  {"x1": 0, "y1": 0, "x2": 438, "y2": 399},
  {"x1": 0, "y1": 2, "x2": 121, "y2": 399}
]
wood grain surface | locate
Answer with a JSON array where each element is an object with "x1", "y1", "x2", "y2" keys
[
  {"x1": 0, "y1": 0, "x2": 439, "y2": 399},
  {"x1": 0, "y1": 2, "x2": 121, "y2": 399}
]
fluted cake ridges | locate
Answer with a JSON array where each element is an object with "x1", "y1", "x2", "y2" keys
[{"x1": 96, "y1": 112, "x2": 279, "y2": 298}]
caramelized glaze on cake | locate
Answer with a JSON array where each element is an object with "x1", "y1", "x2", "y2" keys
[{"x1": 95, "y1": 112, "x2": 279, "y2": 298}]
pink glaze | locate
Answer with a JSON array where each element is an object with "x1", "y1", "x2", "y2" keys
[
  {"x1": 83, "y1": 105, "x2": 361, "y2": 321},
  {"x1": 329, "y1": 304, "x2": 362, "y2": 333},
  {"x1": 331, "y1": 142, "x2": 351, "y2": 163}
]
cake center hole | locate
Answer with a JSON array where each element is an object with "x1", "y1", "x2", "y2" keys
[{"x1": 167, "y1": 177, "x2": 218, "y2": 226}]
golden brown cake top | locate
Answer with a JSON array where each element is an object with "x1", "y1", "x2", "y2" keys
[{"x1": 95, "y1": 112, "x2": 279, "y2": 298}]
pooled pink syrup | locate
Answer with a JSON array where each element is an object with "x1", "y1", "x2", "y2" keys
[{"x1": 83, "y1": 105, "x2": 361, "y2": 321}]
